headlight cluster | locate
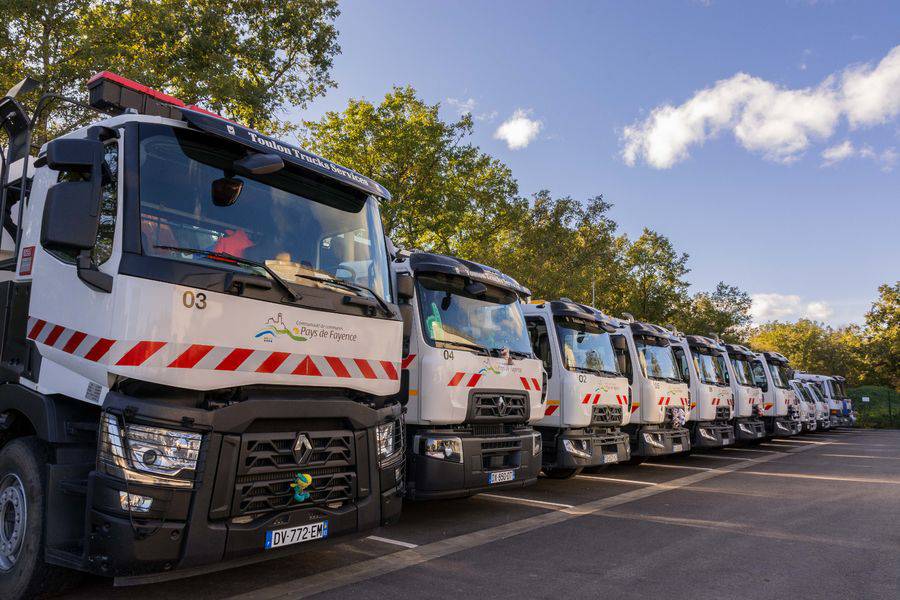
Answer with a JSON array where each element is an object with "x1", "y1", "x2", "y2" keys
[
  {"x1": 532, "y1": 431, "x2": 542, "y2": 456},
  {"x1": 99, "y1": 413, "x2": 202, "y2": 488},
  {"x1": 376, "y1": 418, "x2": 404, "y2": 466},
  {"x1": 562, "y1": 438, "x2": 591, "y2": 459},
  {"x1": 418, "y1": 436, "x2": 463, "y2": 463}
]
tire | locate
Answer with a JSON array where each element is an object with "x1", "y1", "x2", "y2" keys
[
  {"x1": 0, "y1": 437, "x2": 80, "y2": 600},
  {"x1": 543, "y1": 468, "x2": 579, "y2": 479},
  {"x1": 626, "y1": 456, "x2": 646, "y2": 466}
]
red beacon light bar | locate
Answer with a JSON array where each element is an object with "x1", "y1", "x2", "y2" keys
[{"x1": 87, "y1": 71, "x2": 228, "y2": 122}]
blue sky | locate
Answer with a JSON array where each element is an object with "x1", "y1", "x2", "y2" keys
[{"x1": 291, "y1": 0, "x2": 900, "y2": 326}]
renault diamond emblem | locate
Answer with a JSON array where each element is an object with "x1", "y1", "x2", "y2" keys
[
  {"x1": 497, "y1": 396, "x2": 506, "y2": 415},
  {"x1": 292, "y1": 433, "x2": 313, "y2": 464}
]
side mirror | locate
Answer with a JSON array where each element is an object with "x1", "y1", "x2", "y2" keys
[
  {"x1": 234, "y1": 152, "x2": 284, "y2": 175},
  {"x1": 41, "y1": 138, "x2": 104, "y2": 252},
  {"x1": 396, "y1": 273, "x2": 415, "y2": 300}
]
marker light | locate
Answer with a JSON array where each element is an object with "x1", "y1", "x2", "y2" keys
[{"x1": 87, "y1": 71, "x2": 227, "y2": 121}]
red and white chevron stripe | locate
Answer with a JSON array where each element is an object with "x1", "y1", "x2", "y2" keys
[
  {"x1": 27, "y1": 317, "x2": 399, "y2": 381},
  {"x1": 444, "y1": 371, "x2": 539, "y2": 390}
]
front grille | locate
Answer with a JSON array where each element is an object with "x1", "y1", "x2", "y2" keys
[
  {"x1": 233, "y1": 430, "x2": 356, "y2": 517},
  {"x1": 591, "y1": 404, "x2": 623, "y2": 426},
  {"x1": 481, "y1": 436, "x2": 522, "y2": 470},
  {"x1": 452, "y1": 423, "x2": 515, "y2": 437},
  {"x1": 468, "y1": 393, "x2": 528, "y2": 423},
  {"x1": 715, "y1": 406, "x2": 730, "y2": 420}
]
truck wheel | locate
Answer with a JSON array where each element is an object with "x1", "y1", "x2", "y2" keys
[
  {"x1": 543, "y1": 468, "x2": 579, "y2": 479},
  {"x1": 626, "y1": 456, "x2": 646, "y2": 465},
  {"x1": 0, "y1": 437, "x2": 79, "y2": 600}
]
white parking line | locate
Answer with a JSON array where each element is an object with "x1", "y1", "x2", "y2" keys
[
  {"x1": 723, "y1": 447, "x2": 777, "y2": 453},
  {"x1": 690, "y1": 453, "x2": 752, "y2": 461},
  {"x1": 366, "y1": 536, "x2": 419, "y2": 549},
  {"x1": 737, "y1": 471, "x2": 900, "y2": 484},
  {"x1": 640, "y1": 462, "x2": 714, "y2": 471},
  {"x1": 478, "y1": 493, "x2": 574, "y2": 510},
  {"x1": 822, "y1": 453, "x2": 900, "y2": 461},
  {"x1": 576, "y1": 475, "x2": 659, "y2": 486}
]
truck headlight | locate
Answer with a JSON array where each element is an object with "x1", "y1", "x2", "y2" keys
[
  {"x1": 419, "y1": 436, "x2": 463, "y2": 463},
  {"x1": 376, "y1": 418, "x2": 403, "y2": 465},
  {"x1": 562, "y1": 438, "x2": 591, "y2": 459},
  {"x1": 99, "y1": 413, "x2": 202, "y2": 488},
  {"x1": 532, "y1": 431, "x2": 542, "y2": 456}
]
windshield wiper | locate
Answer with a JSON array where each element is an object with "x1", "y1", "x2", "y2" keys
[
  {"x1": 567, "y1": 365, "x2": 603, "y2": 376},
  {"x1": 434, "y1": 340, "x2": 490, "y2": 356},
  {"x1": 504, "y1": 349, "x2": 533, "y2": 360},
  {"x1": 154, "y1": 245, "x2": 301, "y2": 302},
  {"x1": 293, "y1": 273, "x2": 395, "y2": 318}
]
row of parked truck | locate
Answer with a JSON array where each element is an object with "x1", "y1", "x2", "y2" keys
[{"x1": 0, "y1": 72, "x2": 855, "y2": 598}]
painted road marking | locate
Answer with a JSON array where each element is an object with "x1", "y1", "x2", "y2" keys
[
  {"x1": 478, "y1": 494, "x2": 574, "y2": 510},
  {"x1": 224, "y1": 443, "x2": 822, "y2": 600},
  {"x1": 690, "y1": 453, "x2": 753, "y2": 461},
  {"x1": 821, "y1": 453, "x2": 900, "y2": 461},
  {"x1": 736, "y1": 471, "x2": 900, "y2": 484},
  {"x1": 723, "y1": 447, "x2": 778, "y2": 454},
  {"x1": 575, "y1": 475, "x2": 659, "y2": 486},
  {"x1": 639, "y1": 463, "x2": 714, "y2": 471},
  {"x1": 366, "y1": 536, "x2": 419, "y2": 549}
]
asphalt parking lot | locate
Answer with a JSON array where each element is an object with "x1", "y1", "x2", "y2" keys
[{"x1": 63, "y1": 428, "x2": 900, "y2": 600}]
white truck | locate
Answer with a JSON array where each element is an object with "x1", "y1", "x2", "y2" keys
[
  {"x1": 522, "y1": 300, "x2": 630, "y2": 478},
  {"x1": 609, "y1": 318, "x2": 691, "y2": 460},
  {"x1": 795, "y1": 372, "x2": 851, "y2": 427},
  {"x1": 801, "y1": 381, "x2": 832, "y2": 431},
  {"x1": 392, "y1": 251, "x2": 543, "y2": 499},
  {"x1": 672, "y1": 334, "x2": 734, "y2": 449},
  {"x1": 789, "y1": 380, "x2": 818, "y2": 433},
  {"x1": 0, "y1": 72, "x2": 406, "y2": 599},
  {"x1": 751, "y1": 351, "x2": 801, "y2": 437},
  {"x1": 722, "y1": 343, "x2": 767, "y2": 442}
]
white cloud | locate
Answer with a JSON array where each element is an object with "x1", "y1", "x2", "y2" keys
[
  {"x1": 750, "y1": 293, "x2": 835, "y2": 324},
  {"x1": 622, "y1": 45, "x2": 900, "y2": 168},
  {"x1": 494, "y1": 109, "x2": 543, "y2": 150},
  {"x1": 820, "y1": 140, "x2": 897, "y2": 171},
  {"x1": 446, "y1": 97, "x2": 477, "y2": 116}
]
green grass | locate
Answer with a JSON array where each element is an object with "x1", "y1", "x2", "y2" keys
[{"x1": 847, "y1": 385, "x2": 899, "y2": 429}]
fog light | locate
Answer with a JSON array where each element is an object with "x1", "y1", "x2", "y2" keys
[
  {"x1": 119, "y1": 491, "x2": 153, "y2": 513},
  {"x1": 738, "y1": 423, "x2": 752, "y2": 434},
  {"x1": 643, "y1": 432, "x2": 665, "y2": 448},
  {"x1": 419, "y1": 436, "x2": 463, "y2": 463},
  {"x1": 699, "y1": 427, "x2": 716, "y2": 441},
  {"x1": 563, "y1": 438, "x2": 591, "y2": 459}
]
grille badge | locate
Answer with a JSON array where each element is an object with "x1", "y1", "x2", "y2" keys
[{"x1": 292, "y1": 433, "x2": 313, "y2": 464}]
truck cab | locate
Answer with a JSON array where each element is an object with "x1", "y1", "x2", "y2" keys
[
  {"x1": 522, "y1": 300, "x2": 630, "y2": 477},
  {"x1": 722, "y1": 343, "x2": 767, "y2": 442},
  {"x1": 752, "y1": 351, "x2": 801, "y2": 437},
  {"x1": 392, "y1": 251, "x2": 543, "y2": 499},
  {"x1": 802, "y1": 381, "x2": 832, "y2": 430},
  {"x1": 833, "y1": 376, "x2": 855, "y2": 426},
  {"x1": 790, "y1": 380, "x2": 818, "y2": 433},
  {"x1": 795, "y1": 372, "x2": 850, "y2": 428},
  {"x1": 0, "y1": 73, "x2": 405, "y2": 598},
  {"x1": 610, "y1": 318, "x2": 691, "y2": 459},
  {"x1": 674, "y1": 335, "x2": 734, "y2": 449}
]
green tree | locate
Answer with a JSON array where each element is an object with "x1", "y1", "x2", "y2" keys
[
  {"x1": 861, "y1": 282, "x2": 900, "y2": 389},
  {"x1": 0, "y1": 0, "x2": 340, "y2": 138},
  {"x1": 675, "y1": 282, "x2": 752, "y2": 342},
  {"x1": 616, "y1": 228, "x2": 690, "y2": 324},
  {"x1": 303, "y1": 86, "x2": 520, "y2": 254}
]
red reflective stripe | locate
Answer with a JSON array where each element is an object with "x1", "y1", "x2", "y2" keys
[
  {"x1": 292, "y1": 356, "x2": 322, "y2": 377},
  {"x1": 116, "y1": 341, "x2": 166, "y2": 366},
  {"x1": 27, "y1": 319, "x2": 47, "y2": 340},
  {"x1": 380, "y1": 361, "x2": 399, "y2": 381},
  {"x1": 467, "y1": 373, "x2": 482, "y2": 387},
  {"x1": 521, "y1": 377, "x2": 531, "y2": 390},
  {"x1": 44, "y1": 325, "x2": 66, "y2": 347},
  {"x1": 544, "y1": 405, "x2": 559, "y2": 416},
  {"x1": 658, "y1": 397, "x2": 665, "y2": 405},
  {"x1": 531, "y1": 378, "x2": 541, "y2": 391},
  {"x1": 84, "y1": 338, "x2": 115, "y2": 362},
  {"x1": 168, "y1": 344, "x2": 214, "y2": 368},
  {"x1": 327, "y1": 356, "x2": 352, "y2": 378},
  {"x1": 256, "y1": 352, "x2": 290, "y2": 373},
  {"x1": 582, "y1": 393, "x2": 592, "y2": 404},
  {"x1": 593, "y1": 394, "x2": 601, "y2": 405},
  {"x1": 215, "y1": 348, "x2": 254, "y2": 371},
  {"x1": 401, "y1": 354, "x2": 416, "y2": 369},
  {"x1": 448, "y1": 372, "x2": 465, "y2": 386},
  {"x1": 631, "y1": 405, "x2": 640, "y2": 413},
  {"x1": 354, "y1": 359, "x2": 378, "y2": 379},
  {"x1": 62, "y1": 331, "x2": 87, "y2": 354},
  {"x1": 665, "y1": 397, "x2": 671, "y2": 405}
]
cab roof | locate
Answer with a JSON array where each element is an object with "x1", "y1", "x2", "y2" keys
[{"x1": 402, "y1": 250, "x2": 530, "y2": 298}]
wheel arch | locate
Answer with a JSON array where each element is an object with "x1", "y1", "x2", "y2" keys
[{"x1": 0, "y1": 385, "x2": 99, "y2": 446}]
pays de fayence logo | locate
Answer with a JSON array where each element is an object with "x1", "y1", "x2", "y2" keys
[{"x1": 256, "y1": 313, "x2": 307, "y2": 342}]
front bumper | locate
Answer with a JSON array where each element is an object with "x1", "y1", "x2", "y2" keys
[
  {"x1": 85, "y1": 392, "x2": 404, "y2": 580},
  {"x1": 817, "y1": 417, "x2": 831, "y2": 430},
  {"x1": 733, "y1": 417, "x2": 766, "y2": 442},
  {"x1": 405, "y1": 426, "x2": 541, "y2": 500},
  {"x1": 766, "y1": 415, "x2": 800, "y2": 437},
  {"x1": 690, "y1": 420, "x2": 734, "y2": 448},
  {"x1": 626, "y1": 425, "x2": 691, "y2": 457},
  {"x1": 541, "y1": 427, "x2": 630, "y2": 469}
]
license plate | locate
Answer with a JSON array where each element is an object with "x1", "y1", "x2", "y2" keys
[
  {"x1": 602, "y1": 453, "x2": 618, "y2": 464},
  {"x1": 673, "y1": 443, "x2": 683, "y2": 452},
  {"x1": 265, "y1": 520, "x2": 328, "y2": 549},
  {"x1": 488, "y1": 469, "x2": 515, "y2": 484}
]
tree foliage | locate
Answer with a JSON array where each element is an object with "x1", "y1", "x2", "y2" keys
[
  {"x1": 616, "y1": 228, "x2": 690, "y2": 325},
  {"x1": 0, "y1": 0, "x2": 340, "y2": 138},
  {"x1": 674, "y1": 282, "x2": 753, "y2": 343},
  {"x1": 862, "y1": 282, "x2": 900, "y2": 389}
]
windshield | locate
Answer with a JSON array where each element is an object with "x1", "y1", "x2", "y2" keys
[
  {"x1": 416, "y1": 274, "x2": 532, "y2": 355},
  {"x1": 138, "y1": 124, "x2": 391, "y2": 301},
  {"x1": 829, "y1": 379, "x2": 845, "y2": 398},
  {"x1": 806, "y1": 384, "x2": 824, "y2": 403},
  {"x1": 768, "y1": 362, "x2": 791, "y2": 389},
  {"x1": 555, "y1": 317, "x2": 618, "y2": 375},
  {"x1": 730, "y1": 357, "x2": 754, "y2": 386},
  {"x1": 636, "y1": 339, "x2": 680, "y2": 381},
  {"x1": 693, "y1": 351, "x2": 727, "y2": 385},
  {"x1": 794, "y1": 384, "x2": 814, "y2": 404}
]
